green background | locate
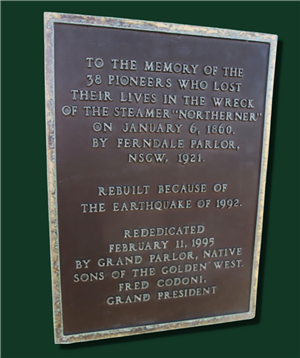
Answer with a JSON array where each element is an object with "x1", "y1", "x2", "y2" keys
[{"x1": 1, "y1": 1, "x2": 299, "y2": 357}]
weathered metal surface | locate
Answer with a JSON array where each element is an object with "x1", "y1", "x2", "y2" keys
[{"x1": 44, "y1": 12, "x2": 277, "y2": 344}]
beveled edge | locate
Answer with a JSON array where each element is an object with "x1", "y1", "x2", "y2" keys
[
  {"x1": 44, "y1": 11, "x2": 278, "y2": 44},
  {"x1": 44, "y1": 11, "x2": 277, "y2": 344},
  {"x1": 249, "y1": 29, "x2": 277, "y2": 316}
]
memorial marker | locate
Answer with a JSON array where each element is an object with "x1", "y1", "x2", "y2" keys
[{"x1": 44, "y1": 12, "x2": 277, "y2": 344}]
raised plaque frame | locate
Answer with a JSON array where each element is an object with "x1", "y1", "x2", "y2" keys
[{"x1": 44, "y1": 12, "x2": 277, "y2": 344}]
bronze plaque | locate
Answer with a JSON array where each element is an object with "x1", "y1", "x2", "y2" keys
[{"x1": 45, "y1": 12, "x2": 277, "y2": 344}]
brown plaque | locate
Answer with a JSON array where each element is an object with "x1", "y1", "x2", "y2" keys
[{"x1": 44, "y1": 12, "x2": 277, "y2": 344}]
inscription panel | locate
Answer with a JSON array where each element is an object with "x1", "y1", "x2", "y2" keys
[{"x1": 45, "y1": 13, "x2": 277, "y2": 343}]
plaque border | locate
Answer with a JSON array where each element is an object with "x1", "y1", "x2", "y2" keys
[{"x1": 44, "y1": 12, "x2": 277, "y2": 344}]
